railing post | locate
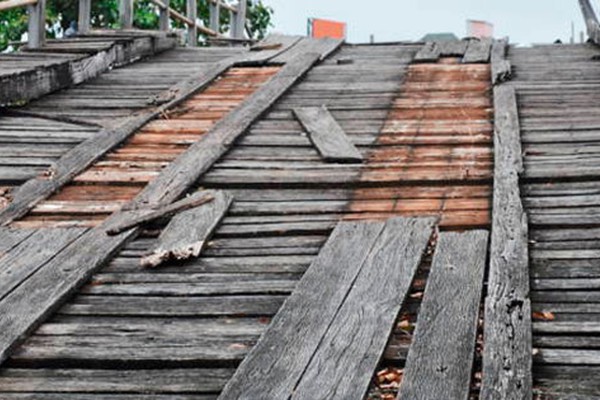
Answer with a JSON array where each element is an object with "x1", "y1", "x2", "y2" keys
[
  {"x1": 209, "y1": 0, "x2": 219, "y2": 33},
  {"x1": 231, "y1": 0, "x2": 246, "y2": 39},
  {"x1": 78, "y1": 0, "x2": 91, "y2": 34},
  {"x1": 27, "y1": 0, "x2": 46, "y2": 48},
  {"x1": 159, "y1": 0, "x2": 170, "y2": 31},
  {"x1": 186, "y1": 0, "x2": 197, "y2": 46},
  {"x1": 119, "y1": 0, "x2": 134, "y2": 29}
]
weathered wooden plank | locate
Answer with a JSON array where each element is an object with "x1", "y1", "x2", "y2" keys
[
  {"x1": 491, "y1": 39, "x2": 511, "y2": 85},
  {"x1": 141, "y1": 190, "x2": 232, "y2": 267},
  {"x1": 293, "y1": 106, "x2": 363, "y2": 163},
  {"x1": 463, "y1": 38, "x2": 492, "y2": 63},
  {"x1": 218, "y1": 221, "x2": 386, "y2": 399},
  {"x1": 0, "y1": 228, "x2": 87, "y2": 301},
  {"x1": 414, "y1": 42, "x2": 440, "y2": 62},
  {"x1": 397, "y1": 230, "x2": 489, "y2": 400},
  {"x1": 293, "y1": 217, "x2": 434, "y2": 400},
  {"x1": 481, "y1": 85, "x2": 532, "y2": 399},
  {"x1": 0, "y1": 228, "x2": 35, "y2": 256}
]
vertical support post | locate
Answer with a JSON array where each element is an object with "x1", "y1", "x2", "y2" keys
[
  {"x1": 119, "y1": 0, "x2": 134, "y2": 29},
  {"x1": 209, "y1": 0, "x2": 220, "y2": 33},
  {"x1": 27, "y1": 0, "x2": 46, "y2": 49},
  {"x1": 186, "y1": 0, "x2": 197, "y2": 46},
  {"x1": 78, "y1": 0, "x2": 91, "y2": 34},
  {"x1": 232, "y1": 0, "x2": 246, "y2": 39},
  {"x1": 159, "y1": 0, "x2": 170, "y2": 31}
]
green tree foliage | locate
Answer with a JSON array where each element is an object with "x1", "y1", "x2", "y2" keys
[{"x1": 0, "y1": 0, "x2": 273, "y2": 51}]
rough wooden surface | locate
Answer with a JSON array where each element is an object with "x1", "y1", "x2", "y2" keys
[
  {"x1": 398, "y1": 230, "x2": 489, "y2": 400},
  {"x1": 294, "y1": 106, "x2": 363, "y2": 163},
  {"x1": 463, "y1": 38, "x2": 492, "y2": 63},
  {"x1": 481, "y1": 85, "x2": 532, "y2": 399},
  {"x1": 293, "y1": 217, "x2": 434, "y2": 400},
  {"x1": 141, "y1": 191, "x2": 232, "y2": 268},
  {"x1": 414, "y1": 42, "x2": 440, "y2": 62},
  {"x1": 218, "y1": 221, "x2": 386, "y2": 399}
]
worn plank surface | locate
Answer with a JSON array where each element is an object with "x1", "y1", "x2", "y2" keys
[
  {"x1": 398, "y1": 230, "x2": 488, "y2": 400},
  {"x1": 481, "y1": 84, "x2": 532, "y2": 398},
  {"x1": 218, "y1": 221, "x2": 385, "y2": 399},
  {"x1": 463, "y1": 38, "x2": 492, "y2": 63},
  {"x1": 294, "y1": 106, "x2": 363, "y2": 163},
  {"x1": 293, "y1": 217, "x2": 433, "y2": 400},
  {"x1": 414, "y1": 42, "x2": 440, "y2": 62},
  {"x1": 141, "y1": 190, "x2": 232, "y2": 267}
]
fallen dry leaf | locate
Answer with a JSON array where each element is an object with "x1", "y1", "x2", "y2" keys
[{"x1": 532, "y1": 311, "x2": 555, "y2": 321}]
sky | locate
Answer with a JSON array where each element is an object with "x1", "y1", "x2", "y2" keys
[{"x1": 262, "y1": 0, "x2": 586, "y2": 46}]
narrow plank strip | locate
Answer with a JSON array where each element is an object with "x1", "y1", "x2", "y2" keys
[
  {"x1": 491, "y1": 39, "x2": 511, "y2": 85},
  {"x1": 218, "y1": 221, "x2": 386, "y2": 399},
  {"x1": 0, "y1": 228, "x2": 87, "y2": 302},
  {"x1": 293, "y1": 106, "x2": 363, "y2": 163},
  {"x1": 414, "y1": 42, "x2": 440, "y2": 63},
  {"x1": 293, "y1": 217, "x2": 434, "y2": 400},
  {"x1": 481, "y1": 84, "x2": 532, "y2": 399},
  {"x1": 397, "y1": 230, "x2": 489, "y2": 400},
  {"x1": 141, "y1": 191, "x2": 233, "y2": 267},
  {"x1": 463, "y1": 38, "x2": 492, "y2": 63}
]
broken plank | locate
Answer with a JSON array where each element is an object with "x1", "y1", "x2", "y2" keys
[
  {"x1": 140, "y1": 190, "x2": 233, "y2": 267},
  {"x1": 106, "y1": 191, "x2": 215, "y2": 236},
  {"x1": 293, "y1": 106, "x2": 363, "y2": 163},
  {"x1": 293, "y1": 217, "x2": 434, "y2": 400},
  {"x1": 218, "y1": 221, "x2": 386, "y2": 400},
  {"x1": 397, "y1": 230, "x2": 489, "y2": 400}
]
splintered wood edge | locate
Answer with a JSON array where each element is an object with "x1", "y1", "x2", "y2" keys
[{"x1": 140, "y1": 240, "x2": 205, "y2": 268}]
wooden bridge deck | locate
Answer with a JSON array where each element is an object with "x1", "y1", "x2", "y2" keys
[{"x1": 0, "y1": 34, "x2": 595, "y2": 399}]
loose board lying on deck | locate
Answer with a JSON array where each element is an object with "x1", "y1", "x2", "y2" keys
[
  {"x1": 141, "y1": 190, "x2": 233, "y2": 268},
  {"x1": 219, "y1": 217, "x2": 434, "y2": 399},
  {"x1": 294, "y1": 106, "x2": 363, "y2": 163}
]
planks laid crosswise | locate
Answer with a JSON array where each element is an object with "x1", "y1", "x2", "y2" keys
[{"x1": 220, "y1": 217, "x2": 434, "y2": 400}]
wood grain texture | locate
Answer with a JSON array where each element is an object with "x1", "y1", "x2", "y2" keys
[
  {"x1": 463, "y1": 38, "x2": 492, "y2": 63},
  {"x1": 481, "y1": 84, "x2": 532, "y2": 400},
  {"x1": 293, "y1": 217, "x2": 434, "y2": 400},
  {"x1": 141, "y1": 190, "x2": 233, "y2": 267},
  {"x1": 398, "y1": 230, "x2": 489, "y2": 400},
  {"x1": 218, "y1": 221, "x2": 385, "y2": 400},
  {"x1": 414, "y1": 42, "x2": 440, "y2": 62},
  {"x1": 294, "y1": 106, "x2": 363, "y2": 163}
]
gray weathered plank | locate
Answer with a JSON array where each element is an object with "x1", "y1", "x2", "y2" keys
[
  {"x1": 481, "y1": 84, "x2": 532, "y2": 399},
  {"x1": 0, "y1": 228, "x2": 87, "y2": 302},
  {"x1": 293, "y1": 217, "x2": 434, "y2": 400},
  {"x1": 414, "y1": 42, "x2": 440, "y2": 62},
  {"x1": 293, "y1": 106, "x2": 363, "y2": 163},
  {"x1": 491, "y1": 39, "x2": 511, "y2": 85},
  {"x1": 463, "y1": 38, "x2": 492, "y2": 63},
  {"x1": 0, "y1": 228, "x2": 35, "y2": 256},
  {"x1": 141, "y1": 190, "x2": 233, "y2": 267},
  {"x1": 397, "y1": 230, "x2": 489, "y2": 400},
  {"x1": 218, "y1": 221, "x2": 386, "y2": 399}
]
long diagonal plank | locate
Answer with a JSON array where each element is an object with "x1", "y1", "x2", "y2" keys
[
  {"x1": 0, "y1": 44, "x2": 342, "y2": 366},
  {"x1": 218, "y1": 220, "x2": 387, "y2": 399},
  {"x1": 463, "y1": 38, "x2": 493, "y2": 63},
  {"x1": 294, "y1": 106, "x2": 363, "y2": 163},
  {"x1": 0, "y1": 228, "x2": 35, "y2": 256},
  {"x1": 141, "y1": 190, "x2": 233, "y2": 268},
  {"x1": 0, "y1": 34, "x2": 306, "y2": 227},
  {"x1": 292, "y1": 217, "x2": 434, "y2": 400},
  {"x1": 480, "y1": 85, "x2": 532, "y2": 399},
  {"x1": 0, "y1": 228, "x2": 88, "y2": 302},
  {"x1": 397, "y1": 230, "x2": 489, "y2": 400}
]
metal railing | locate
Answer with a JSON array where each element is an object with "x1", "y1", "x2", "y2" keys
[{"x1": 0, "y1": 0, "x2": 247, "y2": 48}]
